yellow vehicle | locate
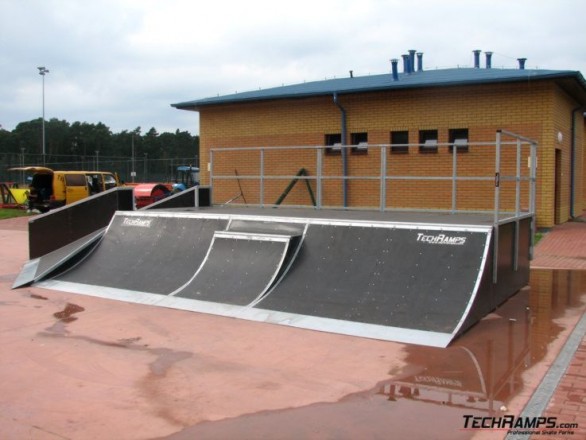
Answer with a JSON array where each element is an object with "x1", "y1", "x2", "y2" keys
[{"x1": 9, "y1": 167, "x2": 120, "y2": 212}]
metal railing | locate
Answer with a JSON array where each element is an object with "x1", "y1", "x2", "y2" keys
[
  {"x1": 210, "y1": 130, "x2": 537, "y2": 217},
  {"x1": 210, "y1": 130, "x2": 538, "y2": 284}
]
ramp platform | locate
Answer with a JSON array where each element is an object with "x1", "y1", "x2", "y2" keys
[{"x1": 17, "y1": 207, "x2": 531, "y2": 347}]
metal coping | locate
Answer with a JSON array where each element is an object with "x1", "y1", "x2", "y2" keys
[
  {"x1": 113, "y1": 210, "x2": 494, "y2": 234},
  {"x1": 214, "y1": 231, "x2": 294, "y2": 242},
  {"x1": 449, "y1": 229, "x2": 493, "y2": 337},
  {"x1": 35, "y1": 279, "x2": 454, "y2": 347}
]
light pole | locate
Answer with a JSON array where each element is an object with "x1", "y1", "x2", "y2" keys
[
  {"x1": 37, "y1": 66, "x2": 49, "y2": 165},
  {"x1": 20, "y1": 147, "x2": 25, "y2": 185},
  {"x1": 131, "y1": 134, "x2": 136, "y2": 183}
]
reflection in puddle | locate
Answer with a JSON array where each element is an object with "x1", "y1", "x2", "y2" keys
[
  {"x1": 380, "y1": 270, "x2": 584, "y2": 419},
  {"x1": 159, "y1": 270, "x2": 586, "y2": 440}
]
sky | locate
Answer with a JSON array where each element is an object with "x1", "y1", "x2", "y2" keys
[{"x1": 1, "y1": 0, "x2": 585, "y2": 136}]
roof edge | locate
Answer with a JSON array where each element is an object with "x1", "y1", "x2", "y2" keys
[{"x1": 172, "y1": 68, "x2": 586, "y2": 111}]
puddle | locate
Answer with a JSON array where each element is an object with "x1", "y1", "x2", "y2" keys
[
  {"x1": 157, "y1": 270, "x2": 586, "y2": 440},
  {"x1": 53, "y1": 303, "x2": 85, "y2": 323},
  {"x1": 149, "y1": 348, "x2": 193, "y2": 377}
]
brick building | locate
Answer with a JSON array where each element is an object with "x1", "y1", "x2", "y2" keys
[{"x1": 173, "y1": 51, "x2": 586, "y2": 228}]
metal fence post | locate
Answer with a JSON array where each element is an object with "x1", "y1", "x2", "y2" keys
[
  {"x1": 260, "y1": 149, "x2": 264, "y2": 207},
  {"x1": 515, "y1": 138, "x2": 522, "y2": 216},
  {"x1": 493, "y1": 131, "x2": 502, "y2": 284},
  {"x1": 316, "y1": 147, "x2": 323, "y2": 209},
  {"x1": 380, "y1": 145, "x2": 387, "y2": 211},
  {"x1": 209, "y1": 149, "x2": 214, "y2": 204},
  {"x1": 529, "y1": 141, "x2": 538, "y2": 260},
  {"x1": 451, "y1": 142, "x2": 458, "y2": 213}
]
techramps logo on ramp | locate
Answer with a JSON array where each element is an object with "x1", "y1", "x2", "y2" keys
[
  {"x1": 416, "y1": 232, "x2": 467, "y2": 246},
  {"x1": 122, "y1": 218, "x2": 153, "y2": 228}
]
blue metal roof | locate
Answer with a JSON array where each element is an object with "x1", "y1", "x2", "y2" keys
[{"x1": 172, "y1": 67, "x2": 586, "y2": 109}]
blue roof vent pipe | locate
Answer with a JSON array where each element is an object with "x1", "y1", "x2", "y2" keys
[
  {"x1": 485, "y1": 51, "x2": 493, "y2": 69},
  {"x1": 518, "y1": 58, "x2": 527, "y2": 70},
  {"x1": 391, "y1": 59, "x2": 399, "y2": 81},
  {"x1": 409, "y1": 50, "x2": 416, "y2": 72},
  {"x1": 473, "y1": 50, "x2": 481, "y2": 68},
  {"x1": 402, "y1": 54, "x2": 411, "y2": 74},
  {"x1": 416, "y1": 52, "x2": 423, "y2": 71}
]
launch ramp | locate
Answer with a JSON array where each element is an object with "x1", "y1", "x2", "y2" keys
[{"x1": 170, "y1": 230, "x2": 301, "y2": 305}]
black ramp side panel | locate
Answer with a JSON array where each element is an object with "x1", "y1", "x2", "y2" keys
[
  {"x1": 174, "y1": 234, "x2": 290, "y2": 305},
  {"x1": 257, "y1": 224, "x2": 489, "y2": 334},
  {"x1": 29, "y1": 187, "x2": 133, "y2": 259},
  {"x1": 54, "y1": 213, "x2": 228, "y2": 294},
  {"x1": 12, "y1": 228, "x2": 105, "y2": 288}
]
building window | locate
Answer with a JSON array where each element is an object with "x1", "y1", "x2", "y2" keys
[
  {"x1": 449, "y1": 128, "x2": 469, "y2": 153},
  {"x1": 419, "y1": 130, "x2": 438, "y2": 153},
  {"x1": 325, "y1": 133, "x2": 342, "y2": 154},
  {"x1": 351, "y1": 132, "x2": 368, "y2": 154},
  {"x1": 390, "y1": 131, "x2": 409, "y2": 154}
]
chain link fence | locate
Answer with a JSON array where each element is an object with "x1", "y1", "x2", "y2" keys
[{"x1": 0, "y1": 153, "x2": 199, "y2": 185}]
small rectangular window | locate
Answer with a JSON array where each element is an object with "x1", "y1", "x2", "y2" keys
[
  {"x1": 449, "y1": 128, "x2": 469, "y2": 153},
  {"x1": 390, "y1": 131, "x2": 409, "y2": 154},
  {"x1": 325, "y1": 133, "x2": 342, "y2": 154},
  {"x1": 351, "y1": 132, "x2": 368, "y2": 154},
  {"x1": 419, "y1": 130, "x2": 438, "y2": 153}
]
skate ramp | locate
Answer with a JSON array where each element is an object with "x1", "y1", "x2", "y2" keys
[{"x1": 19, "y1": 210, "x2": 530, "y2": 347}]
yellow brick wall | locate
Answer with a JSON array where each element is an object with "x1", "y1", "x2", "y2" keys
[
  {"x1": 551, "y1": 89, "x2": 585, "y2": 222},
  {"x1": 582, "y1": 116, "x2": 586, "y2": 215},
  {"x1": 197, "y1": 80, "x2": 583, "y2": 228}
]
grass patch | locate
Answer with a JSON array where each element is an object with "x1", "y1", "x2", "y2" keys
[
  {"x1": 0, "y1": 209, "x2": 32, "y2": 220},
  {"x1": 534, "y1": 232, "x2": 545, "y2": 246}
]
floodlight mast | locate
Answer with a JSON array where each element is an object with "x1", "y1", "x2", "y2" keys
[{"x1": 38, "y1": 66, "x2": 49, "y2": 165}]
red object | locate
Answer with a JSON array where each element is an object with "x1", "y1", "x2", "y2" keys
[{"x1": 133, "y1": 183, "x2": 171, "y2": 208}]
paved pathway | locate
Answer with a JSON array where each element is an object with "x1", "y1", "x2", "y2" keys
[
  {"x1": 532, "y1": 219, "x2": 586, "y2": 270},
  {"x1": 529, "y1": 215, "x2": 586, "y2": 439}
]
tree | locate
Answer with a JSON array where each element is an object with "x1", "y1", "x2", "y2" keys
[
  {"x1": 12, "y1": 119, "x2": 43, "y2": 155},
  {"x1": 1, "y1": 118, "x2": 198, "y2": 163}
]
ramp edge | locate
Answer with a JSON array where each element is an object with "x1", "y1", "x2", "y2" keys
[
  {"x1": 116, "y1": 210, "x2": 493, "y2": 233},
  {"x1": 35, "y1": 280, "x2": 453, "y2": 347},
  {"x1": 450, "y1": 229, "x2": 494, "y2": 338}
]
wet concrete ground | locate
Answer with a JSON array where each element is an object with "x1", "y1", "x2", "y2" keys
[{"x1": 0, "y1": 216, "x2": 585, "y2": 439}]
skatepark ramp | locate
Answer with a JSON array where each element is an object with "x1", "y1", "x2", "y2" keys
[{"x1": 14, "y1": 208, "x2": 531, "y2": 347}]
